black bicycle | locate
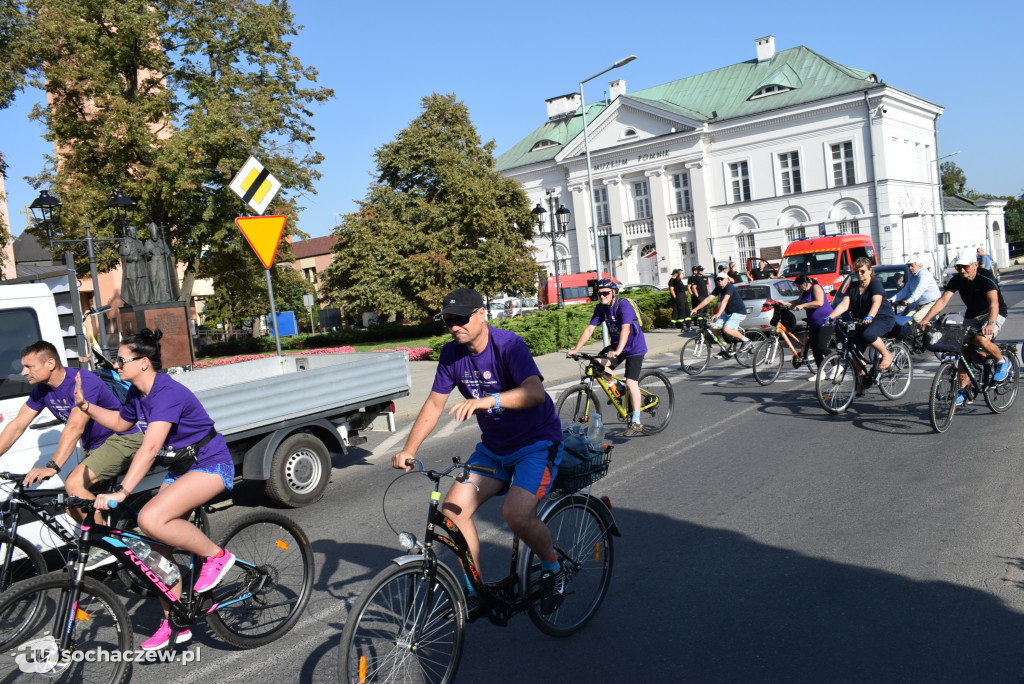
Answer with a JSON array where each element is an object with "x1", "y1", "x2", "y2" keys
[
  {"x1": 926, "y1": 321, "x2": 1019, "y2": 432},
  {"x1": 815, "y1": 319, "x2": 914, "y2": 415},
  {"x1": 679, "y1": 314, "x2": 767, "y2": 375},
  {"x1": 0, "y1": 494, "x2": 314, "y2": 683},
  {"x1": 338, "y1": 456, "x2": 619, "y2": 683}
]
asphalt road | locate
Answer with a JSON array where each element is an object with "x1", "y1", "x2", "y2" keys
[{"x1": 16, "y1": 273, "x2": 1024, "y2": 684}]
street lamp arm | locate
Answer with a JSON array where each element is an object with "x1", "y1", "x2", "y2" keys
[{"x1": 580, "y1": 55, "x2": 637, "y2": 85}]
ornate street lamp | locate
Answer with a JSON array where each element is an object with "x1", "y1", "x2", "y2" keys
[
  {"x1": 533, "y1": 200, "x2": 571, "y2": 307},
  {"x1": 29, "y1": 190, "x2": 63, "y2": 244}
]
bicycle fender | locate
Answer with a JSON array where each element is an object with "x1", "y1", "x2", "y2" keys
[{"x1": 390, "y1": 554, "x2": 424, "y2": 566}]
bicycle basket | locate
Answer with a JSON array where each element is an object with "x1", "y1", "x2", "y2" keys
[
  {"x1": 554, "y1": 425, "x2": 612, "y2": 493},
  {"x1": 926, "y1": 323, "x2": 968, "y2": 353}
]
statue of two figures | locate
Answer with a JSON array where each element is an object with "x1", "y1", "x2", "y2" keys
[{"x1": 119, "y1": 223, "x2": 180, "y2": 307}]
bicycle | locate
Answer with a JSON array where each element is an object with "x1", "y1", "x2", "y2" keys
[
  {"x1": 338, "y1": 455, "x2": 619, "y2": 683},
  {"x1": 751, "y1": 302, "x2": 822, "y2": 386},
  {"x1": 556, "y1": 351, "x2": 674, "y2": 434},
  {"x1": 0, "y1": 494, "x2": 314, "y2": 683},
  {"x1": 0, "y1": 472, "x2": 209, "y2": 597},
  {"x1": 926, "y1": 321, "x2": 1019, "y2": 432},
  {"x1": 815, "y1": 319, "x2": 914, "y2": 415},
  {"x1": 679, "y1": 314, "x2": 768, "y2": 375}
]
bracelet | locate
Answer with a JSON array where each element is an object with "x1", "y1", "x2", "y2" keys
[
  {"x1": 45, "y1": 460, "x2": 60, "y2": 471},
  {"x1": 489, "y1": 393, "x2": 501, "y2": 410},
  {"x1": 81, "y1": 401, "x2": 90, "y2": 414}
]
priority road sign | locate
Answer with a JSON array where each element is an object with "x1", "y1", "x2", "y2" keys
[
  {"x1": 236, "y1": 215, "x2": 287, "y2": 269},
  {"x1": 230, "y1": 156, "x2": 282, "y2": 215}
]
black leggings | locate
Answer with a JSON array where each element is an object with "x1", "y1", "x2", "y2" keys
[{"x1": 807, "y1": 325, "x2": 834, "y2": 368}]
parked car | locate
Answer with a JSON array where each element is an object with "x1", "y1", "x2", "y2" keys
[
  {"x1": 620, "y1": 283, "x2": 666, "y2": 293},
  {"x1": 873, "y1": 264, "x2": 911, "y2": 299},
  {"x1": 505, "y1": 297, "x2": 539, "y2": 317},
  {"x1": 734, "y1": 278, "x2": 804, "y2": 331}
]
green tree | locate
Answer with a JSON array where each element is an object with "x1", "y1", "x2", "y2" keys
[
  {"x1": 1004, "y1": 191, "x2": 1024, "y2": 243},
  {"x1": 321, "y1": 93, "x2": 541, "y2": 319},
  {"x1": 15, "y1": 0, "x2": 333, "y2": 304},
  {"x1": 941, "y1": 161, "x2": 967, "y2": 196}
]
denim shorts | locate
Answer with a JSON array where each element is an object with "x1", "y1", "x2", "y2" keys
[
  {"x1": 467, "y1": 440, "x2": 562, "y2": 500},
  {"x1": 714, "y1": 312, "x2": 747, "y2": 330}
]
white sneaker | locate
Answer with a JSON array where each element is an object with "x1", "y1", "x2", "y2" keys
[
  {"x1": 85, "y1": 548, "x2": 117, "y2": 571},
  {"x1": 807, "y1": 374, "x2": 818, "y2": 382}
]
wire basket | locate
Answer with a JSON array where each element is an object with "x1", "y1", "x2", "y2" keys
[
  {"x1": 552, "y1": 446, "x2": 612, "y2": 494},
  {"x1": 926, "y1": 323, "x2": 968, "y2": 353}
]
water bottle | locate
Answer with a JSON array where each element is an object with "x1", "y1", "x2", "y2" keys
[
  {"x1": 123, "y1": 537, "x2": 180, "y2": 585},
  {"x1": 586, "y1": 412, "x2": 605, "y2": 451}
]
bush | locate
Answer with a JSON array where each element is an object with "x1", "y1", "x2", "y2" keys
[{"x1": 198, "y1": 320, "x2": 443, "y2": 358}]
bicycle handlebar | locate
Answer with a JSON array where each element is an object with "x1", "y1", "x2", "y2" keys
[
  {"x1": 403, "y1": 458, "x2": 499, "y2": 479},
  {"x1": 61, "y1": 496, "x2": 117, "y2": 513}
]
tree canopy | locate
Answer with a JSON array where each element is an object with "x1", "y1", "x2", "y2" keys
[
  {"x1": 941, "y1": 161, "x2": 973, "y2": 198},
  {"x1": 320, "y1": 93, "x2": 541, "y2": 318},
  {"x1": 3, "y1": 0, "x2": 333, "y2": 300}
]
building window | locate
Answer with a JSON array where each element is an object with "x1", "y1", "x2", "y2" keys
[
  {"x1": 778, "y1": 152, "x2": 802, "y2": 194},
  {"x1": 633, "y1": 181, "x2": 652, "y2": 219},
  {"x1": 729, "y1": 161, "x2": 751, "y2": 202},
  {"x1": 303, "y1": 267, "x2": 317, "y2": 283},
  {"x1": 671, "y1": 172, "x2": 692, "y2": 212},
  {"x1": 785, "y1": 227, "x2": 806, "y2": 242},
  {"x1": 749, "y1": 84, "x2": 791, "y2": 100},
  {"x1": 529, "y1": 139, "x2": 559, "y2": 152},
  {"x1": 737, "y1": 234, "x2": 756, "y2": 263},
  {"x1": 593, "y1": 187, "x2": 610, "y2": 226},
  {"x1": 831, "y1": 142, "x2": 855, "y2": 187},
  {"x1": 837, "y1": 220, "x2": 860, "y2": 234}
]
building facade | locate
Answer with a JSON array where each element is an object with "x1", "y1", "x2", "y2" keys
[{"x1": 497, "y1": 37, "x2": 1007, "y2": 288}]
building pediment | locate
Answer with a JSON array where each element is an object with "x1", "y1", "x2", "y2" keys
[{"x1": 558, "y1": 98, "x2": 699, "y2": 161}]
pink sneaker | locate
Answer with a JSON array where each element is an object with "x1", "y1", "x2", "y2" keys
[
  {"x1": 141, "y1": 619, "x2": 191, "y2": 650},
  {"x1": 194, "y1": 549, "x2": 235, "y2": 593}
]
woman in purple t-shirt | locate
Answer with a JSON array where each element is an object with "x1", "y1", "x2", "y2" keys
[
  {"x1": 74, "y1": 328, "x2": 236, "y2": 650},
  {"x1": 783, "y1": 275, "x2": 835, "y2": 374}
]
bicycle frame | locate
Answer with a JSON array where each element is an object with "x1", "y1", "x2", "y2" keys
[
  {"x1": 0, "y1": 477, "x2": 78, "y2": 586},
  {"x1": 573, "y1": 356, "x2": 662, "y2": 419}
]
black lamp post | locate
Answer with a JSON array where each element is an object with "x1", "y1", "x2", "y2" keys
[{"x1": 533, "y1": 199, "x2": 570, "y2": 307}]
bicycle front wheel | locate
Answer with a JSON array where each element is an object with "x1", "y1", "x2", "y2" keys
[
  {"x1": 878, "y1": 340, "x2": 913, "y2": 400},
  {"x1": 528, "y1": 494, "x2": 615, "y2": 637},
  {"x1": 929, "y1": 362, "x2": 959, "y2": 432},
  {"x1": 0, "y1": 572, "x2": 131, "y2": 683},
  {"x1": 752, "y1": 337, "x2": 784, "y2": 386},
  {"x1": 734, "y1": 329, "x2": 767, "y2": 368},
  {"x1": 1, "y1": 531, "x2": 46, "y2": 592},
  {"x1": 339, "y1": 560, "x2": 465, "y2": 684},
  {"x1": 680, "y1": 336, "x2": 710, "y2": 375},
  {"x1": 207, "y1": 512, "x2": 315, "y2": 648},
  {"x1": 635, "y1": 370, "x2": 674, "y2": 434},
  {"x1": 555, "y1": 385, "x2": 602, "y2": 426},
  {"x1": 985, "y1": 350, "x2": 1019, "y2": 413},
  {"x1": 816, "y1": 353, "x2": 856, "y2": 415}
]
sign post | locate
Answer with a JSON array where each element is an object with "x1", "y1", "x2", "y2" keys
[{"x1": 303, "y1": 293, "x2": 315, "y2": 332}]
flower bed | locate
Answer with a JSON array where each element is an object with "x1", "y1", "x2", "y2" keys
[{"x1": 193, "y1": 346, "x2": 433, "y2": 369}]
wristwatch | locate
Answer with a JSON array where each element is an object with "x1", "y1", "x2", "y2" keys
[
  {"x1": 45, "y1": 460, "x2": 60, "y2": 471},
  {"x1": 489, "y1": 393, "x2": 501, "y2": 410}
]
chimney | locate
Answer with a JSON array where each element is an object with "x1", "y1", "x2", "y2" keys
[
  {"x1": 755, "y1": 35, "x2": 776, "y2": 62},
  {"x1": 546, "y1": 92, "x2": 582, "y2": 120},
  {"x1": 609, "y1": 79, "x2": 627, "y2": 100}
]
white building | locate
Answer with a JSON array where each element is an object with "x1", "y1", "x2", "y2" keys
[{"x1": 497, "y1": 36, "x2": 1007, "y2": 287}]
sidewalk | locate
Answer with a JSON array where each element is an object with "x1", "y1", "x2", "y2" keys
[{"x1": 393, "y1": 328, "x2": 687, "y2": 423}]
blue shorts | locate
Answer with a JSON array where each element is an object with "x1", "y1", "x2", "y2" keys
[
  {"x1": 162, "y1": 439, "x2": 235, "y2": 491},
  {"x1": 468, "y1": 440, "x2": 563, "y2": 500},
  {"x1": 714, "y1": 312, "x2": 747, "y2": 330}
]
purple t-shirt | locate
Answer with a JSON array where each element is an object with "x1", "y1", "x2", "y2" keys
[
  {"x1": 589, "y1": 298, "x2": 648, "y2": 356},
  {"x1": 798, "y1": 283, "x2": 834, "y2": 328},
  {"x1": 431, "y1": 326, "x2": 562, "y2": 455},
  {"x1": 26, "y1": 368, "x2": 137, "y2": 452},
  {"x1": 120, "y1": 373, "x2": 230, "y2": 466}
]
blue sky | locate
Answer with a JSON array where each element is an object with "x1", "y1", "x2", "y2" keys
[{"x1": 2, "y1": 0, "x2": 1021, "y2": 241}]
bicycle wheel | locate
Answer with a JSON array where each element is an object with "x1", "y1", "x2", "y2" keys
[
  {"x1": 752, "y1": 337, "x2": 784, "y2": 386},
  {"x1": 555, "y1": 385, "x2": 602, "y2": 426},
  {"x1": 929, "y1": 362, "x2": 959, "y2": 432},
  {"x1": 635, "y1": 370, "x2": 674, "y2": 434},
  {"x1": 734, "y1": 329, "x2": 767, "y2": 368},
  {"x1": 985, "y1": 350, "x2": 1019, "y2": 413},
  {"x1": 113, "y1": 503, "x2": 210, "y2": 596},
  {"x1": 680, "y1": 336, "x2": 710, "y2": 375},
  {"x1": 207, "y1": 512, "x2": 314, "y2": 648},
  {"x1": 339, "y1": 560, "x2": 465, "y2": 684},
  {"x1": 1, "y1": 531, "x2": 46, "y2": 592},
  {"x1": 527, "y1": 493, "x2": 614, "y2": 637},
  {"x1": 0, "y1": 572, "x2": 131, "y2": 683},
  {"x1": 816, "y1": 353, "x2": 856, "y2": 415},
  {"x1": 878, "y1": 341, "x2": 913, "y2": 400}
]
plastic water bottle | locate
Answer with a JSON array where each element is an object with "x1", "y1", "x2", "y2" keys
[
  {"x1": 586, "y1": 412, "x2": 605, "y2": 450},
  {"x1": 123, "y1": 537, "x2": 180, "y2": 586}
]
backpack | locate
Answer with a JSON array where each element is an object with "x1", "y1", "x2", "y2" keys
[
  {"x1": 617, "y1": 297, "x2": 646, "y2": 329},
  {"x1": 93, "y1": 367, "x2": 131, "y2": 404}
]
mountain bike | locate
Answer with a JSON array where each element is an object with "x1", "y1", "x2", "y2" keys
[
  {"x1": 338, "y1": 456, "x2": 619, "y2": 683},
  {"x1": 926, "y1": 321, "x2": 1019, "y2": 432},
  {"x1": 556, "y1": 351, "x2": 674, "y2": 434},
  {"x1": 0, "y1": 472, "x2": 209, "y2": 597},
  {"x1": 751, "y1": 302, "x2": 823, "y2": 386},
  {"x1": 679, "y1": 314, "x2": 768, "y2": 375},
  {"x1": 0, "y1": 495, "x2": 314, "y2": 683},
  {"x1": 815, "y1": 319, "x2": 914, "y2": 415}
]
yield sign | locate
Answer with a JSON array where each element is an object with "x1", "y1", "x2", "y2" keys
[{"x1": 236, "y1": 215, "x2": 287, "y2": 269}]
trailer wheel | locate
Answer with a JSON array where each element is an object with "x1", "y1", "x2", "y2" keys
[{"x1": 266, "y1": 433, "x2": 331, "y2": 507}]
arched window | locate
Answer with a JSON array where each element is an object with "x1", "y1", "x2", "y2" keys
[
  {"x1": 749, "y1": 84, "x2": 791, "y2": 100},
  {"x1": 621, "y1": 128, "x2": 638, "y2": 139},
  {"x1": 530, "y1": 139, "x2": 559, "y2": 152}
]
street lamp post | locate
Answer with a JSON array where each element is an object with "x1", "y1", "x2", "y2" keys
[
  {"x1": 933, "y1": 150, "x2": 960, "y2": 269},
  {"x1": 532, "y1": 199, "x2": 570, "y2": 308}
]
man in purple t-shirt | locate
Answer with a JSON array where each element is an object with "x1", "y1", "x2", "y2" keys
[
  {"x1": 391, "y1": 288, "x2": 567, "y2": 616},
  {"x1": 567, "y1": 279, "x2": 649, "y2": 436},
  {"x1": 0, "y1": 341, "x2": 142, "y2": 528}
]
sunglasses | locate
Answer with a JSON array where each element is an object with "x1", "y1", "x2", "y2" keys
[
  {"x1": 113, "y1": 355, "x2": 145, "y2": 367},
  {"x1": 441, "y1": 309, "x2": 479, "y2": 328},
  {"x1": 598, "y1": 290, "x2": 614, "y2": 297},
  {"x1": 954, "y1": 264, "x2": 974, "y2": 271}
]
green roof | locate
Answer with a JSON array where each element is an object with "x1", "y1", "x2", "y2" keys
[
  {"x1": 943, "y1": 195, "x2": 981, "y2": 211},
  {"x1": 496, "y1": 45, "x2": 883, "y2": 172}
]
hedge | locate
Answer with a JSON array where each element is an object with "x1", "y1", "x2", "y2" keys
[{"x1": 197, "y1": 320, "x2": 443, "y2": 358}]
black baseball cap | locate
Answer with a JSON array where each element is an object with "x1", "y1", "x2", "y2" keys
[{"x1": 440, "y1": 288, "x2": 484, "y2": 316}]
